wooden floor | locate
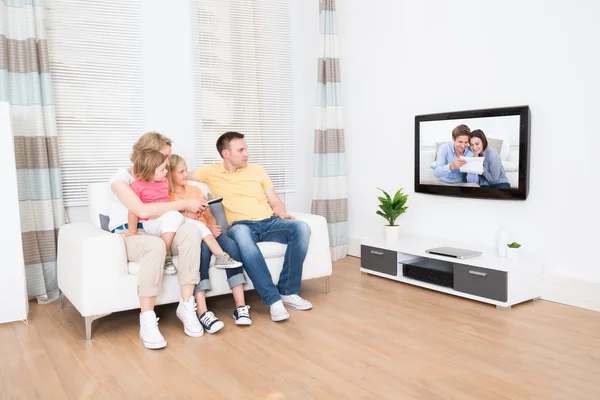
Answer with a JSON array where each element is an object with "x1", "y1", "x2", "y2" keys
[{"x1": 1, "y1": 257, "x2": 599, "y2": 400}]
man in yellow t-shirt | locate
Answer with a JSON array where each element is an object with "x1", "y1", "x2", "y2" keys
[{"x1": 193, "y1": 132, "x2": 313, "y2": 322}]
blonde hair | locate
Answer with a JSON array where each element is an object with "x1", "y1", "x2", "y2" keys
[
  {"x1": 131, "y1": 131, "x2": 173, "y2": 163},
  {"x1": 167, "y1": 154, "x2": 187, "y2": 193},
  {"x1": 133, "y1": 150, "x2": 167, "y2": 182}
]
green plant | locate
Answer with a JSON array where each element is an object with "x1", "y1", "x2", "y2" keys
[
  {"x1": 376, "y1": 187, "x2": 409, "y2": 226},
  {"x1": 507, "y1": 242, "x2": 521, "y2": 248}
]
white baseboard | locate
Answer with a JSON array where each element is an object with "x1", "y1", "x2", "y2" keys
[
  {"x1": 348, "y1": 236, "x2": 599, "y2": 312},
  {"x1": 347, "y1": 236, "x2": 363, "y2": 257},
  {"x1": 541, "y1": 273, "x2": 600, "y2": 312}
]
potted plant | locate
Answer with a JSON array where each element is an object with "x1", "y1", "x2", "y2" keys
[
  {"x1": 506, "y1": 242, "x2": 521, "y2": 260},
  {"x1": 376, "y1": 187, "x2": 409, "y2": 242}
]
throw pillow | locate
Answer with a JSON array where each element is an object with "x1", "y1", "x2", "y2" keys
[
  {"x1": 99, "y1": 214, "x2": 110, "y2": 232},
  {"x1": 209, "y1": 202, "x2": 229, "y2": 235},
  {"x1": 487, "y1": 138, "x2": 503, "y2": 156}
]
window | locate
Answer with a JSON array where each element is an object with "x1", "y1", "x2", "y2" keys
[
  {"x1": 190, "y1": 0, "x2": 295, "y2": 192},
  {"x1": 46, "y1": 0, "x2": 144, "y2": 206}
]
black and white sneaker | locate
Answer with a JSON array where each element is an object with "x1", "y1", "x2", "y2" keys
[
  {"x1": 233, "y1": 305, "x2": 252, "y2": 326},
  {"x1": 198, "y1": 311, "x2": 224, "y2": 334}
]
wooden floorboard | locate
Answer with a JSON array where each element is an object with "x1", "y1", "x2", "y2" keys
[{"x1": 1, "y1": 256, "x2": 599, "y2": 399}]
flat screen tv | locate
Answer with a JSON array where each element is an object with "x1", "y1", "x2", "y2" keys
[{"x1": 415, "y1": 105, "x2": 530, "y2": 200}]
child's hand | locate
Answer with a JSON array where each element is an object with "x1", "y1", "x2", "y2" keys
[
  {"x1": 208, "y1": 225, "x2": 222, "y2": 238},
  {"x1": 126, "y1": 230, "x2": 139, "y2": 237},
  {"x1": 199, "y1": 202, "x2": 209, "y2": 215},
  {"x1": 183, "y1": 198, "x2": 208, "y2": 214}
]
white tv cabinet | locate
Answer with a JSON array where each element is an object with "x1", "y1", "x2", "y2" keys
[{"x1": 360, "y1": 235, "x2": 542, "y2": 309}]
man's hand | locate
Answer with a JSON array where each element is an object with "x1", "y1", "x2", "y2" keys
[
  {"x1": 208, "y1": 224, "x2": 222, "y2": 238},
  {"x1": 275, "y1": 212, "x2": 295, "y2": 220},
  {"x1": 266, "y1": 188, "x2": 293, "y2": 220},
  {"x1": 450, "y1": 158, "x2": 467, "y2": 171}
]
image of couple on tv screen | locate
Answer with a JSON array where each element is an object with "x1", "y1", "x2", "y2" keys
[{"x1": 434, "y1": 124, "x2": 512, "y2": 189}]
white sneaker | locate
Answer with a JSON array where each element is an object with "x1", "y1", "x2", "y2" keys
[
  {"x1": 281, "y1": 294, "x2": 313, "y2": 310},
  {"x1": 176, "y1": 297, "x2": 204, "y2": 337},
  {"x1": 163, "y1": 252, "x2": 177, "y2": 275},
  {"x1": 270, "y1": 300, "x2": 290, "y2": 322},
  {"x1": 139, "y1": 311, "x2": 167, "y2": 349},
  {"x1": 163, "y1": 265, "x2": 177, "y2": 275}
]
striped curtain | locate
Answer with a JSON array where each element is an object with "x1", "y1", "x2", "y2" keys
[
  {"x1": 311, "y1": 0, "x2": 347, "y2": 261},
  {"x1": 0, "y1": 0, "x2": 67, "y2": 303}
]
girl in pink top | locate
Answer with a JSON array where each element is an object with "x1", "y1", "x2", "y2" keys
[{"x1": 129, "y1": 150, "x2": 184, "y2": 274}]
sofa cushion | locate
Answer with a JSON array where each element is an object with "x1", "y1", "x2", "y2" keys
[
  {"x1": 126, "y1": 241, "x2": 287, "y2": 276},
  {"x1": 99, "y1": 214, "x2": 110, "y2": 232},
  {"x1": 487, "y1": 138, "x2": 503, "y2": 157},
  {"x1": 209, "y1": 201, "x2": 229, "y2": 234},
  {"x1": 256, "y1": 241, "x2": 287, "y2": 259},
  {"x1": 502, "y1": 160, "x2": 518, "y2": 172}
]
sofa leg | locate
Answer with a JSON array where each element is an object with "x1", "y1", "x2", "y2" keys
[
  {"x1": 325, "y1": 276, "x2": 330, "y2": 294},
  {"x1": 85, "y1": 313, "x2": 111, "y2": 340},
  {"x1": 59, "y1": 290, "x2": 65, "y2": 309}
]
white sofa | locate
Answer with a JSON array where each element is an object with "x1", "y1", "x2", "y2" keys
[{"x1": 57, "y1": 182, "x2": 332, "y2": 339}]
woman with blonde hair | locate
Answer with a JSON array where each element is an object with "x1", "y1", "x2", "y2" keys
[{"x1": 108, "y1": 132, "x2": 207, "y2": 349}]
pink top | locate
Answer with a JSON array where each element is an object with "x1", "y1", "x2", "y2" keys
[{"x1": 130, "y1": 180, "x2": 169, "y2": 220}]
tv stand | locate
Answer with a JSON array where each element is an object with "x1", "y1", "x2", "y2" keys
[{"x1": 360, "y1": 236, "x2": 542, "y2": 309}]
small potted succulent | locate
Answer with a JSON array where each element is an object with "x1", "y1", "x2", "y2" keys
[
  {"x1": 506, "y1": 242, "x2": 521, "y2": 260},
  {"x1": 376, "y1": 187, "x2": 409, "y2": 242}
]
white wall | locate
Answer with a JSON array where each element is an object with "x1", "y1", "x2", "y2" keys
[
  {"x1": 338, "y1": 0, "x2": 600, "y2": 308},
  {"x1": 66, "y1": 0, "x2": 318, "y2": 222},
  {"x1": 0, "y1": 102, "x2": 29, "y2": 324}
]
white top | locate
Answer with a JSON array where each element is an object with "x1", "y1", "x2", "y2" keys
[{"x1": 108, "y1": 167, "x2": 134, "y2": 231}]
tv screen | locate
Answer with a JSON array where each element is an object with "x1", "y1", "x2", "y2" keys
[{"x1": 415, "y1": 106, "x2": 530, "y2": 200}]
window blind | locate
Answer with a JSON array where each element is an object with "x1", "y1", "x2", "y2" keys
[
  {"x1": 190, "y1": 0, "x2": 295, "y2": 192},
  {"x1": 45, "y1": 0, "x2": 144, "y2": 206}
]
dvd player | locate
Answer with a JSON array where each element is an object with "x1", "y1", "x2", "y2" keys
[
  {"x1": 425, "y1": 246, "x2": 482, "y2": 259},
  {"x1": 402, "y1": 258, "x2": 454, "y2": 288}
]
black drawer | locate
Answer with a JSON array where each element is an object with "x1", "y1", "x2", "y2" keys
[
  {"x1": 361, "y1": 245, "x2": 398, "y2": 276},
  {"x1": 453, "y1": 264, "x2": 507, "y2": 302}
]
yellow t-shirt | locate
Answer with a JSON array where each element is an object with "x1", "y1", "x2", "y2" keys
[
  {"x1": 168, "y1": 185, "x2": 210, "y2": 226},
  {"x1": 195, "y1": 163, "x2": 274, "y2": 225}
]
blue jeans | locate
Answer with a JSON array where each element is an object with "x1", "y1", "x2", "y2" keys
[
  {"x1": 194, "y1": 234, "x2": 246, "y2": 295},
  {"x1": 228, "y1": 216, "x2": 311, "y2": 306}
]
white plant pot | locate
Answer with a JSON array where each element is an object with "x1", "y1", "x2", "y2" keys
[
  {"x1": 506, "y1": 247, "x2": 519, "y2": 260},
  {"x1": 497, "y1": 227, "x2": 511, "y2": 257},
  {"x1": 384, "y1": 225, "x2": 400, "y2": 242}
]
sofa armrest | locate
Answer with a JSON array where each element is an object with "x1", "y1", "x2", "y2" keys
[
  {"x1": 57, "y1": 222, "x2": 128, "y2": 316},
  {"x1": 508, "y1": 149, "x2": 519, "y2": 164},
  {"x1": 289, "y1": 212, "x2": 333, "y2": 280}
]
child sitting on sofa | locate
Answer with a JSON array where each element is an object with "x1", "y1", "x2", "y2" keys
[
  {"x1": 168, "y1": 154, "x2": 252, "y2": 329},
  {"x1": 128, "y1": 150, "x2": 242, "y2": 277}
]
